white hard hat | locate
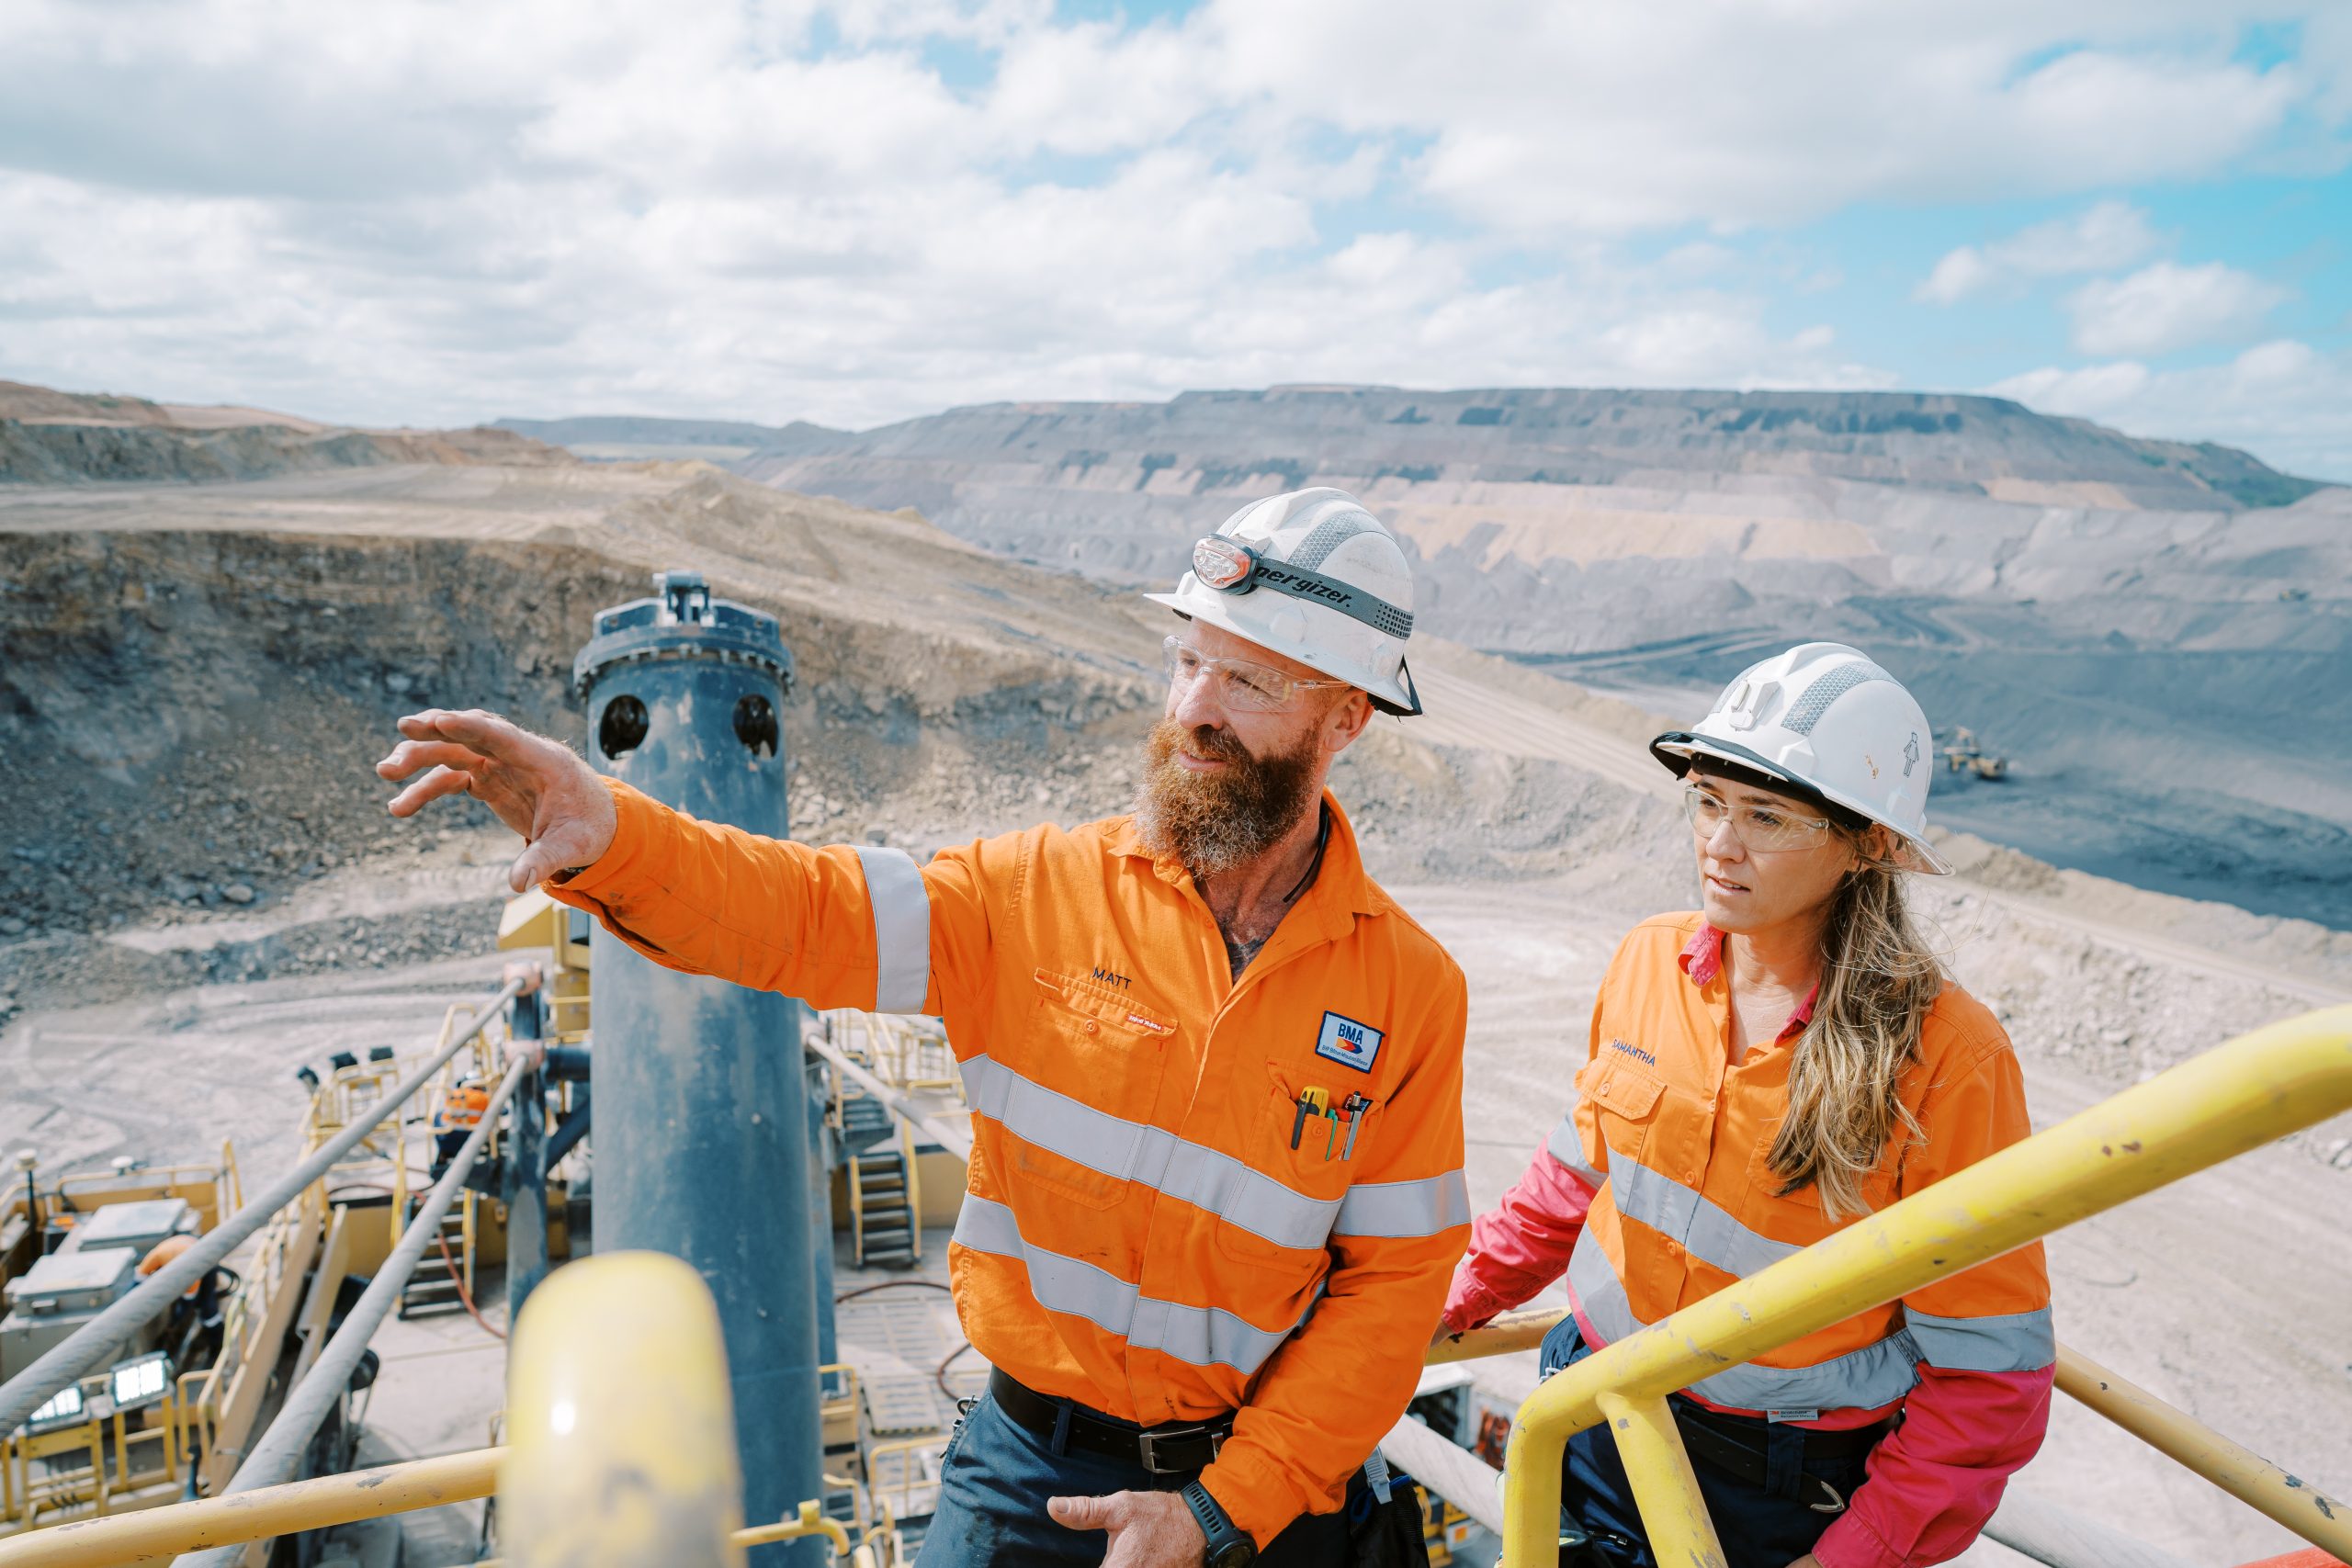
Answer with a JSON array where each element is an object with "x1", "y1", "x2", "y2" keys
[
  {"x1": 1651, "y1": 642, "x2": 1952, "y2": 875},
  {"x1": 1145, "y1": 488, "x2": 1422, "y2": 716}
]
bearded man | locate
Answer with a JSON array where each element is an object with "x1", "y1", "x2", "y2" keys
[{"x1": 376, "y1": 489, "x2": 1470, "y2": 1568}]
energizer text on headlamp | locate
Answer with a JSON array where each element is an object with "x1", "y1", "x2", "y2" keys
[{"x1": 1190, "y1": 536, "x2": 1419, "y2": 641}]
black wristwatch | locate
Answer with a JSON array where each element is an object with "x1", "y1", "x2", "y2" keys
[{"x1": 1181, "y1": 1480, "x2": 1256, "y2": 1568}]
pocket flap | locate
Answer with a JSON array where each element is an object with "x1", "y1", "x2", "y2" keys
[
  {"x1": 1032, "y1": 968, "x2": 1175, "y2": 1036},
  {"x1": 1584, "y1": 1067, "x2": 1666, "y2": 1120}
]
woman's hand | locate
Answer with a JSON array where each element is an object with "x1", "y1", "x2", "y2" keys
[{"x1": 1784, "y1": 1555, "x2": 1823, "y2": 1568}]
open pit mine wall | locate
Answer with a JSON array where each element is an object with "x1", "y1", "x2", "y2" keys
[
  {"x1": 0, "y1": 527, "x2": 1155, "y2": 949},
  {"x1": 0, "y1": 419, "x2": 569, "y2": 484}
]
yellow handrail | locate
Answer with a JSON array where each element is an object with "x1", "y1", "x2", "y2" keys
[
  {"x1": 2055, "y1": 1345, "x2": 2352, "y2": 1560},
  {"x1": 500, "y1": 1252, "x2": 747, "y2": 1568},
  {"x1": 736, "y1": 1498, "x2": 853, "y2": 1554},
  {"x1": 1427, "y1": 1307, "x2": 1567, "y2": 1367},
  {"x1": 0, "y1": 1449, "x2": 500, "y2": 1567},
  {"x1": 1498, "y1": 1003, "x2": 2352, "y2": 1566}
]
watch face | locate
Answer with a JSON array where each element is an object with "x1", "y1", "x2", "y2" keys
[{"x1": 1208, "y1": 1542, "x2": 1255, "y2": 1568}]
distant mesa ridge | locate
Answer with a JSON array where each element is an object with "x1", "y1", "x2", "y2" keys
[
  {"x1": 502, "y1": 385, "x2": 2326, "y2": 513},
  {"x1": 0, "y1": 379, "x2": 568, "y2": 485}
]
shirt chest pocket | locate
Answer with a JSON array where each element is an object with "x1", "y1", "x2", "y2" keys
[
  {"x1": 1209, "y1": 1064, "x2": 1361, "y2": 1270},
  {"x1": 1581, "y1": 1062, "x2": 1668, "y2": 1170},
  {"x1": 1007, "y1": 969, "x2": 1176, "y2": 1213}
]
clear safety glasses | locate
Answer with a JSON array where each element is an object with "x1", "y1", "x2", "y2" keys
[
  {"x1": 1682, "y1": 783, "x2": 1836, "y2": 852},
  {"x1": 1162, "y1": 636, "x2": 1350, "y2": 713}
]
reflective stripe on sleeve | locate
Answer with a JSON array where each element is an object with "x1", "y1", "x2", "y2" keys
[
  {"x1": 1333, "y1": 1171, "x2": 1472, "y2": 1238},
  {"x1": 959, "y1": 1055, "x2": 1342, "y2": 1249},
  {"x1": 1568, "y1": 1229, "x2": 1922, "y2": 1414},
  {"x1": 952, "y1": 1194, "x2": 1304, "y2": 1373},
  {"x1": 1544, "y1": 1097, "x2": 1605, "y2": 1188},
  {"x1": 1905, "y1": 1307, "x2": 2055, "y2": 1373},
  {"x1": 1610, "y1": 1153, "x2": 1803, "y2": 1280},
  {"x1": 854, "y1": 845, "x2": 932, "y2": 1013}
]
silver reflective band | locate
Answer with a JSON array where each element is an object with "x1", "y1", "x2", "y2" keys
[
  {"x1": 1545, "y1": 1100, "x2": 1603, "y2": 1188},
  {"x1": 1609, "y1": 1153, "x2": 1803, "y2": 1280},
  {"x1": 1568, "y1": 1231, "x2": 1924, "y2": 1414},
  {"x1": 960, "y1": 1055, "x2": 1341, "y2": 1249},
  {"x1": 954, "y1": 1195, "x2": 1304, "y2": 1373},
  {"x1": 1906, "y1": 1307, "x2": 2054, "y2": 1373},
  {"x1": 1333, "y1": 1172, "x2": 1471, "y2": 1238},
  {"x1": 854, "y1": 845, "x2": 932, "y2": 1013}
]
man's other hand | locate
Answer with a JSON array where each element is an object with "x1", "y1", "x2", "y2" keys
[
  {"x1": 377, "y1": 709, "x2": 616, "y2": 893},
  {"x1": 1046, "y1": 1490, "x2": 1208, "y2": 1568}
]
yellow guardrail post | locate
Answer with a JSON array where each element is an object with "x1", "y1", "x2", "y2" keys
[
  {"x1": 1498, "y1": 1004, "x2": 2352, "y2": 1567},
  {"x1": 2055, "y1": 1345, "x2": 2352, "y2": 1559},
  {"x1": 501, "y1": 1251, "x2": 747, "y2": 1568},
  {"x1": 1593, "y1": 1393, "x2": 1724, "y2": 1568}
]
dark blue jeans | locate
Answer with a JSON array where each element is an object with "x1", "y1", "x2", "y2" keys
[
  {"x1": 914, "y1": 1392, "x2": 1354, "y2": 1568},
  {"x1": 1540, "y1": 1318, "x2": 1876, "y2": 1568}
]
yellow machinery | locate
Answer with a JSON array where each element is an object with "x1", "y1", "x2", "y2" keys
[{"x1": 4, "y1": 1005, "x2": 2346, "y2": 1567}]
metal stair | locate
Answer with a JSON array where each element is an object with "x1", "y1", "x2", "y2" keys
[
  {"x1": 399, "y1": 1201, "x2": 471, "y2": 1319},
  {"x1": 838, "y1": 1090, "x2": 896, "y2": 1156},
  {"x1": 852, "y1": 1143, "x2": 917, "y2": 1268}
]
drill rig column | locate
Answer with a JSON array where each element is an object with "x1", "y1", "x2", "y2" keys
[{"x1": 574, "y1": 570, "x2": 825, "y2": 1562}]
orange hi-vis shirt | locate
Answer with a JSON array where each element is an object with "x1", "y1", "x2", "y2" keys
[
  {"x1": 1566, "y1": 913, "x2": 2052, "y2": 1423},
  {"x1": 546, "y1": 778, "x2": 1472, "y2": 1547}
]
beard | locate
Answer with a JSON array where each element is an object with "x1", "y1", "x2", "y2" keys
[{"x1": 1132, "y1": 717, "x2": 1324, "y2": 879}]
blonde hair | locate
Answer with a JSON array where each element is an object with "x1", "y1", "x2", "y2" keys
[{"x1": 1768, "y1": 833, "x2": 1946, "y2": 1220}]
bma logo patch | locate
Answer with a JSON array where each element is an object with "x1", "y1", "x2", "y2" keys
[{"x1": 1315, "y1": 1011, "x2": 1385, "y2": 1073}]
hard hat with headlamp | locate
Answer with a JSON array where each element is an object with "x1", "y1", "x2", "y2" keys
[
  {"x1": 1650, "y1": 641, "x2": 1954, "y2": 874},
  {"x1": 1145, "y1": 487, "x2": 1423, "y2": 716}
]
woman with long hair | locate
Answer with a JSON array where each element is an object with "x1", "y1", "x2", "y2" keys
[{"x1": 1442, "y1": 644, "x2": 2052, "y2": 1568}]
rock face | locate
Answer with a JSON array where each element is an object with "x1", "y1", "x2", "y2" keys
[{"x1": 0, "y1": 379, "x2": 571, "y2": 485}]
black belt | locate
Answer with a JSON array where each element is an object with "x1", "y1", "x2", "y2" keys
[
  {"x1": 1667, "y1": 1399, "x2": 1888, "y2": 1515},
  {"x1": 988, "y1": 1368, "x2": 1234, "y2": 1476}
]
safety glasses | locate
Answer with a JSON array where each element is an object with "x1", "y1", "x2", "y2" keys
[
  {"x1": 1162, "y1": 636, "x2": 1350, "y2": 713},
  {"x1": 1682, "y1": 783, "x2": 1835, "y2": 852}
]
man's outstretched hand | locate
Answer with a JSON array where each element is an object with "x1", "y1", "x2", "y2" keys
[{"x1": 377, "y1": 709, "x2": 617, "y2": 893}]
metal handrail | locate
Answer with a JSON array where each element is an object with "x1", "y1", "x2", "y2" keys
[
  {"x1": 0, "y1": 978, "x2": 526, "y2": 1436},
  {"x1": 1497, "y1": 1003, "x2": 2352, "y2": 1565},
  {"x1": 2054, "y1": 1345, "x2": 2350, "y2": 1559},
  {"x1": 807, "y1": 1036, "x2": 972, "y2": 1161},
  {"x1": 0, "y1": 1450, "x2": 501, "y2": 1567},
  {"x1": 172, "y1": 1045, "x2": 534, "y2": 1568}
]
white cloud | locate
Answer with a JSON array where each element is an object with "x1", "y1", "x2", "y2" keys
[
  {"x1": 1917, "y1": 199, "x2": 2160, "y2": 303},
  {"x1": 2065, "y1": 260, "x2": 2290, "y2": 355},
  {"x1": 1990, "y1": 340, "x2": 2352, "y2": 479},
  {"x1": 0, "y1": 0, "x2": 2342, "y2": 480}
]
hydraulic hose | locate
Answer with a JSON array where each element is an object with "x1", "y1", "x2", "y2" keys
[
  {"x1": 172, "y1": 1046, "x2": 536, "y2": 1568},
  {"x1": 0, "y1": 977, "x2": 526, "y2": 1436}
]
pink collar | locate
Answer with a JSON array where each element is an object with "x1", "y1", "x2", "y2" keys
[{"x1": 1679, "y1": 922, "x2": 1818, "y2": 1042}]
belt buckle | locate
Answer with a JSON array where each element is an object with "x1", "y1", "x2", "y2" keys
[{"x1": 1136, "y1": 1424, "x2": 1221, "y2": 1475}]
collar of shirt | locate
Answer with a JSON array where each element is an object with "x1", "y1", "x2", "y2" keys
[{"x1": 1679, "y1": 920, "x2": 1819, "y2": 1043}]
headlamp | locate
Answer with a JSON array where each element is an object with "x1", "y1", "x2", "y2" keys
[{"x1": 1191, "y1": 536, "x2": 1258, "y2": 592}]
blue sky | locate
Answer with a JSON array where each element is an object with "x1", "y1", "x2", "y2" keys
[{"x1": 2, "y1": 0, "x2": 2348, "y2": 477}]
